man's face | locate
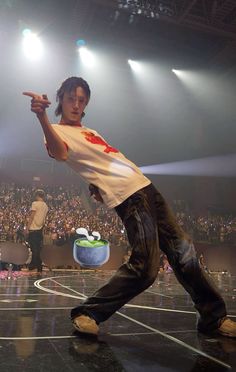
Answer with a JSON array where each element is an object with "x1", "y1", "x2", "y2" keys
[{"x1": 61, "y1": 86, "x2": 89, "y2": 125}]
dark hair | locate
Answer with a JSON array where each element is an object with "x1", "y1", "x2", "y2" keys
[
  {"x1": 55, "y1": 76, "x2": 91, "y2": 117},
  {"x1": 34, "y1": 189, "x2": 45, "y2": 200}
]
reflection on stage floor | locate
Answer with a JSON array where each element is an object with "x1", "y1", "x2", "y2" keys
[{"x1": 0, "y1": 271, "x2": 235, "y2": 371}]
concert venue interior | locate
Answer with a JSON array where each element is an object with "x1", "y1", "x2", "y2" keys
[{"x1": 1, "y1": 1, "x2": 236, "y2": 371}]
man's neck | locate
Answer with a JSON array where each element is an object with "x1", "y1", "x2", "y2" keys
[
  {"x1": 59, "y1": 117, "x2": 82, "y2": 127},
  {"x1": 36, "y1": 197, "x2": 43, "y2": 202}
]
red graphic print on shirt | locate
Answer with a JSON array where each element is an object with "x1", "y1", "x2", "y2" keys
[{"x1": 81, "y1": 131, "x2": 119, "y2": 154}]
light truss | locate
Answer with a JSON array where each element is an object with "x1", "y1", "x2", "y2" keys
[
  {"x1": 116, "y1": 0, "x2": 236, "y2": 39},
  {"x1": 117, "y1": 0, "x2": 175, "y2": 19}
]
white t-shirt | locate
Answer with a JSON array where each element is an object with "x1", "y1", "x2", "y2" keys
[
  {"x1": 47, "y1": 124, "x2": 151, "y2": 208},
  {"x1": 29, "y1": 201, "x2": 48, "y2": 230}
]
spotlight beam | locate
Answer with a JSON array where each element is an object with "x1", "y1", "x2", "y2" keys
[
  {"x1": 140, "y1": 154, "x2": 236, "y2": 177},
  {"x1": 79, "y1": 47, "x2": 95, "y2": 67},
  {"x1": 128, "y1": 59, "x2": 141, "y2": 72}
]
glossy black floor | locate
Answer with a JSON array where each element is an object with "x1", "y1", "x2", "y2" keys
[{"x1": 0, "y1": 270, "x2": 236, "y2": 372}]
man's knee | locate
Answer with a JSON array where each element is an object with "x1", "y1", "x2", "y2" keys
[
  {"x1": 125, "y1": 261, "x2": 158, "y2": 286},
  {"x1": 176, "y1": 239, "x2": 196, "y2": 266}
]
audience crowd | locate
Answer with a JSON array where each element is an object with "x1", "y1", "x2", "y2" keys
[
  {"x1": 173, "y1": 199, "x2": 236, "y2": 244},
  {"x1": 0, "y1": 183, "x2": 236, "y2": 246},
  {"x1": 0, "y1": 183, "x2": 126, "y2": 247}
]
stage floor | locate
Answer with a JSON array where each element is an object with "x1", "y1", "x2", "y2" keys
[{"x1": 0, "y1": 271, "x2": 236, "y2": 371}]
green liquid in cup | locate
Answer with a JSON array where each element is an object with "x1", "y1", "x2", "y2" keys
[{"x1": 76, "y1": 239, "x2": 107, "y2": 248}]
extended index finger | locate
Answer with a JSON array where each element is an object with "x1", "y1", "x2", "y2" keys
[{"x1": 22, "y1": 91, "x2": 39, "y2": 99}]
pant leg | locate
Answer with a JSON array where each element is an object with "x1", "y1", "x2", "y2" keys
[
  {"x1": 71, "y1": 183, "x2": 226, "y2": 330},
  {"x1": 71, "y1": 188, "x2": 160, "y2": 323},
  {"x1": 28, "y1": 230, "x2": 43, "y2": 271},
  {"x1": 147, "y1": 184, "x2": 226, "y2": 332}
]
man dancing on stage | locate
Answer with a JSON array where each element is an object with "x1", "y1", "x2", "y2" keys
[{"x1": 23, "y1": 77, "x2": 236, "y2": 337}]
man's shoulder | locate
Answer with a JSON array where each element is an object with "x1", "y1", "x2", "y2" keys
[{"x1": 32, "y1": 200, "x2": 47, "y2": 207}]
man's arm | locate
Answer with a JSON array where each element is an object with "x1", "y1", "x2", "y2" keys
[
  {"x1": 89, "y1": 184, "x2": 104, "y2": 203},
  {"x1": 23, "y1": 92, "x2": 68, "y2": 161}
]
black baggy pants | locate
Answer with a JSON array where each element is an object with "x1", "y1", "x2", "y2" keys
[
  {"x1": 28, "y1": 229, "x2": 43, "y2": 272},
  {"x1": 71, "y1": 184, "x2": 226, "y2": 332}
]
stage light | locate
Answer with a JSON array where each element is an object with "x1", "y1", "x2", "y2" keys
[
  {"x1": 172, "y1": 69, "x2": 190, "y2": 82},
  {"x1": 22, "y1": 30, "x2": 43, "y2": 60},
  {"x1": 76, "y1": 39, "x2": 86, "y2": 47},
  {"x1": 128, "y1": 59, "x2": 141, "y2": 72},
  {"x1": 172, "y1": 69, "x2": 183, "y2": 76},
  {"x1": 78, "y1": 46, "x2": 95, "y2": 67},
  {"x1": 22, "y1": 28, "x2": 32, "y2": 37}
]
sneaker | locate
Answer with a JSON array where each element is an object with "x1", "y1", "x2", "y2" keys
[
  {"x1": 72, "y1": 315, "x2": 99, "y2": 336},
  {"x1": 217, "y1": 318, "x2": 236, "y2": 337}
]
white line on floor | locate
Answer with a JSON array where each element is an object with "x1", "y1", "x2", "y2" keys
[
  {"x1": 125, "y1": 304, "x2": 236, "y2": 317},
  {"x1": 1, "y1": 274, "x2": 233, "y2": 368},
  {"x1": 125, "y1": 304, "x2": 195, "y2": 314},
  {"x1": 34, "y1": 276, "x2": 236, "y2": 319},
  {"x1": 0, "y1": 336, "x2": 76, "y2": 340},
  {"x1": 1, "y1": 303, "x2": 235, "y2": 320},
  {"x1": 109, "y1": 331, "x2": 156, "y2": 336},
  {"x1": 116, "y1": 311, "x2": 231, "y2": 370},
  {"x1": 0, "y1": 307, "x2": 72, "y2": 311},
  {"x1": 0, "y1": 332, "x2": 156, "y2": 340},
  {"x1": 48, "y1": 278, "x2": 86, "y2": 297},
  {"x1": 0, "y1": 293, "x2": 51, "y2": 296},
  {"x1": 146, "y1": 289, "x2": 174, "y2": 298},
  {"x1": 38, "y1": 275, "x2": 231, "y2": 370},
  {"x1": 34, "y1": 277, "x2": 85, "y2": 300}
]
